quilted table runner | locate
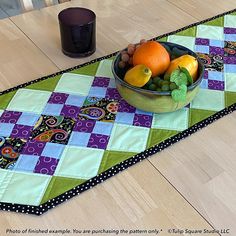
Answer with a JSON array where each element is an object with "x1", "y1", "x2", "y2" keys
[{"x1": 1, "y1": 9, "x2": 236, "y2": 215}]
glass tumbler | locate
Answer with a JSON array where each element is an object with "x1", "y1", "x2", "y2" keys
[{"x1": 58, "y1": 7, "x2": 96, "y2": 57}]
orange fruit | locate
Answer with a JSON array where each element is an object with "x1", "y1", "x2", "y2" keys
[{"x1": 133, "y1": 41, "x2": 170, "y2": 77}]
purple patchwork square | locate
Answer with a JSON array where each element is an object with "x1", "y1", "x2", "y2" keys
[
  {"x1": 92, "y1": 77, "x2": 110, "y2": 87},
  {"x1": 224, "y1": 56, "x2": 236, "y2": 64},
  {"x1": 22, "y1": 140, "x2": 46, "y2": 156},
  {"x1": 105, "y1": 88, "x2": 122, "y2": 100},
  {"x1": 11, "y1": 124, "x2": 33, "y2": 139},
  {"x1": 73, "y1": 120, "x2": 95, "y2": 133},
  {"x1": 48, "y1": 92, "x2": 69, "y2": 104},
  {"x1": 0, "y1": 111, "x2": 22, "y2": 124},
  {"x1": 195, "y1": 38, "x2": 209, "y2": 46},
  {"x1": 133, "y1": 114, "x2": 152, "y2": 128},
  {"x1": 209, "y1": 47, "x2": 224, "y2": 56},
  {"x1": 61, "y1": 105, "x2": 80, "y2": 119},
  {"x1": 224, "y1": 27, "x2": 236, "y2": 34},
  {"x1": 34, "y1": 156, "x2": 59, "y2": 175},
  {"x1": 208, "y1": 80, "x2": 224, "y2": 91},
  {"x1": 204, "y1": 70, "x2": 208, "y2": 79},
  {"x1": 87, "y1": 134, "x2": 109, "y2": 149},
  {"x1": 118, "y1": 99, "x2": 136, "y2": 113}
]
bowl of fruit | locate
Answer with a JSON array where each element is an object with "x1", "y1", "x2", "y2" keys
[{"x1": 112, "y1": 39, "x2": 204, "y2": 113}]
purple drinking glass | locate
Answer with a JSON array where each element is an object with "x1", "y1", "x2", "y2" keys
[{"x1": 58, "y1": 7, "x2": 96, "y2": 57}]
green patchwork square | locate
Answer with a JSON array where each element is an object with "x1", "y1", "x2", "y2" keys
[
  {"x1": 7, "y1": 89, "x2": 51, "y2": 114},
  {"x1": 152, "y1": 108, "x2": 189, "y2": 131},
  {"x1": 147, "y1": 129, "x2": 179, "y2": 148},
  {"x1": 167, "y1": 35, "x2": 195, "y2": 51},
  {"x1": 225, "y1": 73, "x2": 236, "y2": 92},
  {"x1": 72, "y1": 62, "x2": 99, "y2": 76},
  {"x1": 55, "y1": 146, "x2": 104, "y2": 179},
  {"x1": 0, "y1": 91, "x2": 17, "y2": 110},
  {"x1": 41, "y1": 176, "x2": 86, "y2": 204},
  {"x1": 1, "y1": 171, "x2": 51, "y2": 206},
  {"x1": 98, "y1": 150, "x2": 136, "y2": 174},
  {"x1": 0, "y1": 109, "x2": 3, "y2": 116},
  {"x1": 197, "y1": 25, "x2": 224, "y2": 41},
  {"x1": 190, "y1": 89, "x2": 225, "y2": 111},
  {"x1": 225, "y1": 91, "x2": 236, "y2": 107},
  {"x1": 189, "y1": 108, "x2": 216, "y2": 127},
  {"x1": 26, "y1": 75, "x2": 61, "y2": 92},
  {"x1": 54, "y1": 73, "x2": 94, "y2": 96},
  {"x1": 107, "y1": 124, "x2": 150, "y2": 153},
  {"x1": 204, "y1": 17, "x2": 224, "y2": 27},
  {"x1": 176, "y1": 26, "x2": 196, "y2": 37},
  {"x1": 224, "y1": 15, "x2": 236, "y2": 28},
  {"x1": 95, "y1": 59, "x2": 114, "y2": 78}
]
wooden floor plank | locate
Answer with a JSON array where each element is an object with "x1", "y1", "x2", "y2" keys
[
  {"x1": 0, "y1": 0, "x2": 235, "y2": 234},
  {"x1": 149, "y1": 113, "x2": 236, "y2": 234},
  {"x1": 0, "y1": 18, "x2": 58, "y2": 91},
  {"x1": 0, "y1": 161, "x2": 217, "y2": 236},
  {"x1": 10, "y1": 0, "x2": 197, "y2": 70},
  {"x1": 168, "y1": 0, "x2": 236, "y2": 20}
]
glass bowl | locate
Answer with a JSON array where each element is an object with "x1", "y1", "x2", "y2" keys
[{"x1": 112, "y1": 41, "x2": 204, "y2": 113}]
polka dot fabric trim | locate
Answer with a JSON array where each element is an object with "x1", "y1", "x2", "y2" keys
[{"x1": 1, "y1": 8, "x2": 236, "y2": 215}]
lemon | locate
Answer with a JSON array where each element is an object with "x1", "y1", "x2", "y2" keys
[{"x1": 124, "y1": 64, "x2": 152, "y2": 87}]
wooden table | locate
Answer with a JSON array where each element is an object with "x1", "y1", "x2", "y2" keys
[{"x1": 0, "y1": 0, "x2": 236, "y2": 235}]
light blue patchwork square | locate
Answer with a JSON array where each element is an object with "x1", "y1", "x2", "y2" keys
[
  {"x1": 17, "y1": 112, "x2": 39, "y2": 126},
  {"x1": 54, "y1": 73, "x2": 94, "y2": 96},
  {"x1": 208, "y1": 71, "x2": 224, "y2": 81},
  {"x1": 42, "y1": 103, "x2": 64, "y2": 116},
  {"x1": 152, "y1": 108, "x2": 189, "y2": 131},
  {"x1": 197, "y1": 25, "x2": 224, "y2": 41},
  {"x1": 224, "y1": 15, "x2": 236, "y2": 28},
  {"x1": 68, "y1": 132, "x2": 90, "y2": 147},
  {"x1": 96, "y1": 59, "x2": 114, "y2": 78},
  {"x1": 210, "y1": 39, "x2": 224, "y2": 47},
  {"x1": 200, "y1": 79, "x2": 208, "y2": 89},
  {"x1": 195, "y1": 45, "x2": 209, "y2": 54},
  {"x1": 41, "y1": 143, "x2": 65, "y2": 159},
  {"x1": 224, "y1": 64, "x2": 236, "y2": 73},
  {"x1": 168, "y1": 35, "x2": 195, "y2": 51},
  {"x1": 93, "y1": 121, "x2": 113, "y2": 136},
  {"x1": 108, "y1": 79, "x2": 116, "y2": 88},
  {"x1": 14, "y1": 155, "x2": 39, "y2": 172},
  {"x1": 0, "y1": 123, "x2": 14, "y2": 137},
  {"x1": 107, "y1": 124, "x2": 150, "y2": 152},
  {"x1": 225, "y1": 34, "x2": 236, "y2": 42},
  {"x1": 88, "y1": 87, "x2": 107, "y2": 97},
  {"x1": 115, "y1": 112, "x2": 135, "y2": 125},
  {"x1": 225, "y1": 73, "x2": 236, "y2": 92},
  {"x1": 66, "y1": 94, "x2": 86, "y2": 107},
  {"x1": 7, "y1": 89, "x2": 51, "y2": 114},
  {"x1": 191, "y1": 89, "x2": 224, "y2": 111}
]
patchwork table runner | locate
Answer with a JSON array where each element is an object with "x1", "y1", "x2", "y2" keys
[{"x1": 1, "y1": 9, "x2": 236, "y2": 215}]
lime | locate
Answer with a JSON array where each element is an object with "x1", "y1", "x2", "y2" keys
[
  {"x1": 161, "y1": 84, "x2": 170, "y2": 91},
  {"x1": 148, "y1": 83, "x2": 157, "y2": 91},
  {"x1": 170, "y1": 82, "x2": 178, "y2": 91}
]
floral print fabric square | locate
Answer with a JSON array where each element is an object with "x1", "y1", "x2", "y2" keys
[
  {"x1": 78, "y1": 98, "x2": 119, "y2": 122},
  {"x1": 197, "y1": 53, "x2": 224, "y2": 71},
  {"x1": 30, "y1": 115, "x2": 75, "y2": 145},
  {"x1": 0, "y1": 137, "x2": 26, "y2": 169}
]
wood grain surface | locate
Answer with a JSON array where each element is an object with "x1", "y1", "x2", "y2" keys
[{"x1": 0, "y1": 0, "x2": 235, "y2": 235}]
